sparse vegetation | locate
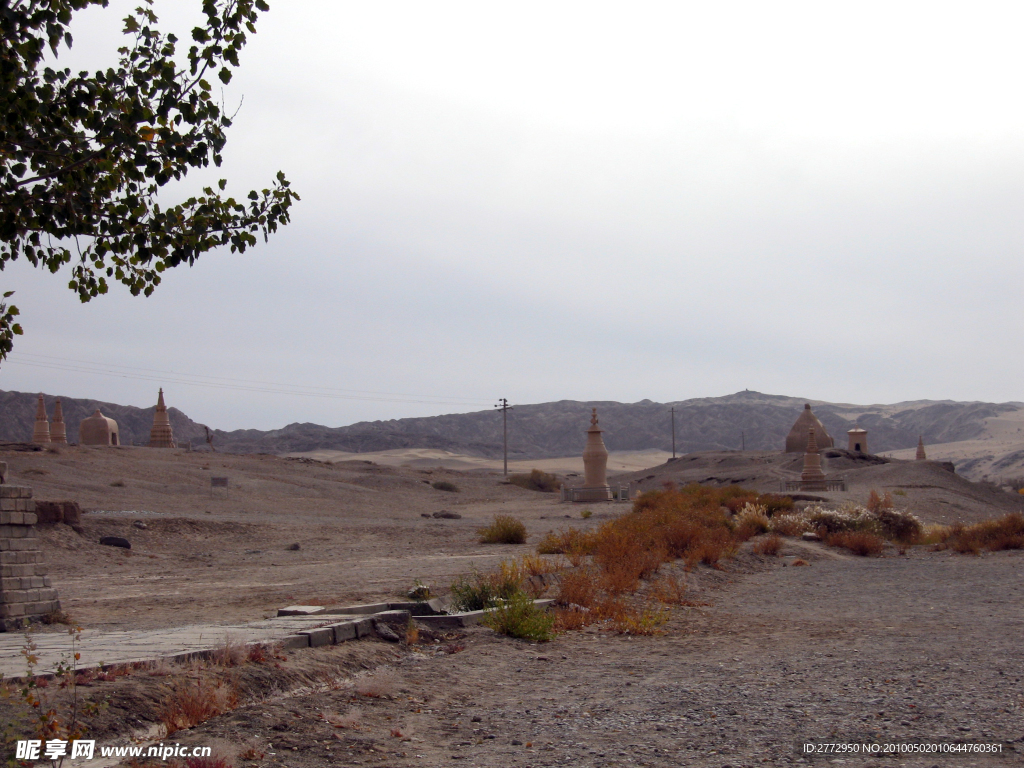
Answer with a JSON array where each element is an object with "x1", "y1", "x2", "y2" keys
[
  {"x1": 826, "y1": 530, "x2": 885, "y2": 556},
  {"x1": 481, "y1": 591, "x2": 555, "y2": 642},
  {"x1": 930, "y1": 513, "x2": 1024, "y2": 554},
  {"x1": 110, "y1": 479, "x2": 125, "y2": 487},
  {"x1": 752, "y1": 533, "x2": 783, "y2": 556},
  {"x1": 581, "y1": 508, "x2": 593, "y2": 519},
  {"x1": 478, "y1": 515, "x2": 527, "y2": 544},
  {"x1": 431, "y1": 480, "x2": 459, "y2": 492},
  {"x1": 508, "y1": 469, "x2": 561, "y2": 492},
  {"x1": 160, "y1": 672, "x2": 239, "y2": 735}
]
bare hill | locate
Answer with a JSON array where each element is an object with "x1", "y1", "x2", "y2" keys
[{"x1": 4, "y1": 388, "x2": 1024, "y2": 482}]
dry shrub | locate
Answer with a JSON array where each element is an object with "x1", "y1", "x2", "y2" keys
[
  {"x1": 752, "y1": 533, "x2": 783, "y2": 556},
  {"x1": 759, "y1": 493, "x2": 794, "y2": 516},
  {"x1": 866, "y1": 489, "x2": 893, "y2": 514},
  {"x1": 176, "y1": 757, "x2": 233, "y2": 768},
  {"x1": 324, "y1": 708, "x2": 362, "y2": 729},
  {"x1": 449, "y1": 568, "x2": 521, "y2": 611},
  {"x1": 355, "y1": 668, "x2": 398, "y2": 698},
  {"x1": 536, "y1": 528, "x2": 593, "y2": 558},
  {"x1": 609, "y1": 605, "x2": 669, "y2": 636},
  {"x1": 212, "y1": 635, "x2": 246, "y2": 668},
  {"x1": 648, "y1": 574, "x2": 687, "y2": 604},
  {"x1": 769, "y1": 513, "x2": 810, "y2": 537},
  {"x1": 405, "y1": 619, "x2": 419, "y2": 645},
  {"x1": 552, "y1": 605, "x2": 591, "y2": 631},
  {"x1": 508, "y1": 469, "x2": 561, "y2": 492},
  {"x1": 826, "y1": 531, "x2": 884, "y2": 556},
  {"x1": 431, "y1": 480, "x2": 459, "y2": 492},
  {"x1": 734, "y1": 504, "x2": 770, "y2": 540},
  {"x1": 478, "y1": 515, "x2": 527, "y2": 544},
  {"x1": 791, "y1": 558, "x2": 810, "y2": 566},
  {"x1": 556, "y1": 568, "x2": 599, "y2": 608},
  {"x1": 722, "y1": 492, "x2": 759, "y2": 514},
  {"x1": 160, "y1": 674, "x2": 239, "y2": 735},
  {"x1": 938, "y1": 513, "x2": 1024, "y2": 553},
  {"x1": 874, "y1": 507, "x2": 923, "y2": 542},
  {"x1": 686, "y1": 529, "x2": 735, "y2": 569}
]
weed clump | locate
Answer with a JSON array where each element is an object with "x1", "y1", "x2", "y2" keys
[
  {"x1": 508, "y1": 469, "x2": 561, "y2": 492},
  {"x1": 431, "y1": 480, "x2": 459, "y2": 492},
  {"x1": 932, "y1": 513, "x2": 1024, "y2": 553},
  {"x1": 478, "y1": 515, "x2": 527, "y2": 544},
  {"x1": 481, "y1": 591, "x2": 555, "y2": 642},
  {"x1": 752, "y1": 533, "x2": 783, "y2": 556},
  {"x1": 826, "y1": 530, "x2": 885, "y2": 556}
]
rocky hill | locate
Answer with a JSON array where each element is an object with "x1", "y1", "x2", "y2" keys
[{"x1": 3, "y1": 389, "x2": 1022, "y2": 477}]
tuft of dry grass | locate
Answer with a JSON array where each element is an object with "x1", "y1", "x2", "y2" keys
[
  {"x1": 355, "y1": 668, "x2": 398, "y2": 698},
  {"x1": 752, "y1": 533, "x2": 783, "y2": 557},
  {"x1": 508, "y1": 469, "x2": 561, "y2": 492},
  {"x1": 826, "y1": 531, "x2": 885, "y2": 556},
  {"x1": 552, "y1": 605, "x2": 591, "y2": 631},
  {"x1": 159, "y1": 674, "x2": 239, "y2": 735},
  {"x1": 648, "y1": 574, "x2": 688, "y2": 604},
  {"x1": 932, "y1": 513, "x2": 1024, "y2": 554},
  {"x1": 324, "y1": 707, "x2": 362, "y2": 729},
  {"x1": 556, "y1": 568, "x2": 599, "y2": 609},
  {"x1": 478, "y1": 515, "x2": 527, "y2": 544}
]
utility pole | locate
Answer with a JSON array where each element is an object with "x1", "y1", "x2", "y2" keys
[
  {"x1": 671, "y1": 406, "x2": 676, "y2": 459},
  {"x1": 495, "y1": 398, "x2": 512, "y2": 477}
]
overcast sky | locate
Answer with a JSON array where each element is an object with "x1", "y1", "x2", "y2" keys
[{"x1": 3, "y1": 1, "x2": 1024, "y2": 430}]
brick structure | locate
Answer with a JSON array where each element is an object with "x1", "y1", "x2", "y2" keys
[
  {"x1": 785, "y1": 403, "x2": 834, "y2": 453},
  {"x1": 148, "y1": 388, "x2": 176, "y2": 448},
  {"x1": 31, "y1": 393, "x2": 50, "y2": 444},
  {"x1": 0, "y1": 469, "x2": 61, "y2": 631},
  {"x1": 847, "y1": 426, "x2": 868, "y2": 454},
  {"x1": 578, "y1": 408, "x2": 612, "y2": 502},
  {"x1": 800, "y1": 428, "x2": 827, "y2": 491},
  {"x1": 50, "y1": 398, "x2": 68, "y2": 445},
  {"x1": 916, "y1": 436, "x2": 927, "y2": 461}
]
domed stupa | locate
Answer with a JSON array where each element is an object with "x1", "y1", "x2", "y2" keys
[{"x1": 785, "y1": 403, "x2": 834, "y2": 453}]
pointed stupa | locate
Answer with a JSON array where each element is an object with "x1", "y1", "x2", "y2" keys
[
  {"x1": 916, "y1": 435, "x2": 927, "y2": 461},
  {"x1": 800, "y1": 427, "x2": 826, "y2": 488},
  {"x1": 31, "y1": 394, "x2": 50, "y2": 444},
  {"x1": 785, "y1": 403, "x2": 834, "y2": 453},
  {"x1": 148, "y1": 388, "x2": 176, "y2": 448},
  {"x1": 580, "y1": 408, "x2": 612, "y2": 501},
  {"x1": 49, "y1": 398, "x2": 67, "y2": 444}
]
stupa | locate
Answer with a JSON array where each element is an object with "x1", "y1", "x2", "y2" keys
[
  {"x1": 800, "y1": 428, "x2": 827, "y2": 490},
  {"x1": 80, "y1": 410, "x2": 120, "y2": 446},
  {"x1": 49, "y1": 398, "x2": 67, "y2": 444},
  {"x1": 847, "y1": 426, "x2": 867, "y2": 454},
  {"x1": 579, "y1": 408, "x2": 612, "y2": 501},
  {"x1": 916, "y1": 436, "x2": 927, "y2": 461},
  {"x1": 148, "y1": 388, "x2": 176, "y2": 448},
  {"x1": 785, "y1": 404, "x2": 834, "y2": 453},
  {"x1": 31, "y1": 394, "x2": 50, "y2": 444}
]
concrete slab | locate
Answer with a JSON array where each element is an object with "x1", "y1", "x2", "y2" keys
[
  {"x1": 298, "y1": 627, "x2": 333, "y2": 648},
  {"x1": 277, "y1": 605, "x2": 326, "y2": 616}
]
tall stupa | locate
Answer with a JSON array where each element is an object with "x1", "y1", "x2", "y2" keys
[
  {"x1": 579, "y1": 408, "x2": 612, "y2": 501},
  {"x1": 49, "y1": 398, "x2": 67, "y2": 444},
  {"x1": 31, "y1": 394, "x2": 50, "y2": 444},
  {"x1": 148, "y1": 388, "x2": 176, "y2": 448}
]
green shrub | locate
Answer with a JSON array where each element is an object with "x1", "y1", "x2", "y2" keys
[
  {"x1": 508, "y1": 469, "x2": 561, "y2": 492},
  {"x1": 450, "y1": 569, "x2": 521, "y2": 611},
  {"x1": 481, "y1": 591, "x2": 555, "y2": 642},
  {"x1": 478, "y1": 515, "x2": 527, "y2": 544},
  {"x1": 580, "y1": 509, "x2": 592, "y2": 519},
  {"x1": 431, "y1": 480, "x2": 459, "y2": 492}
]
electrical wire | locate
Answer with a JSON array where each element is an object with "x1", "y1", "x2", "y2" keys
[{"x1": 2, "y1": 352, "x2": 495, "y2": 407}]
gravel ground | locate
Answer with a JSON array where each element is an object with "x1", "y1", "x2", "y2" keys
[{"x1": 171, "y1": 547, "x2": 1024, "y2": 768}]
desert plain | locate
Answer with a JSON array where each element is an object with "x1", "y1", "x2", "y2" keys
[{"x1": 0, "y1": 443, "x2": 1022, "y2": 767}]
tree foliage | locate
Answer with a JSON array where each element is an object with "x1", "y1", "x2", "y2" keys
[{"x1": 0, "y1": 0, "x2": 298, "y2": 360}]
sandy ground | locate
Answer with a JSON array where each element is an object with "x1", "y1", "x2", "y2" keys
[
  {"x1": 2, "y1": 445, "x2": 1024, "y2": 767},
  {"x1": 286, "y1": 448, "x2": 675, "y2": 475}
]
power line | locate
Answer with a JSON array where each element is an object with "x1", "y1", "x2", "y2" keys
[{"x1": 2, "y1": 352, "x2": 494, "y2": 408}]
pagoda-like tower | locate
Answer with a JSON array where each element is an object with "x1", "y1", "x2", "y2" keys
[
  {"x1": 31, "y1": 394, "x2": 50, "y2": 444},
  {"x1": 49, "y1": 398, "x2": 67, "y2": 444},
  {"x1": 916, "y1": 436, "x2": 927, "y2": 461},
  {"x1": 580, "y1": 408, "x2": 612, "y2": 501},
  {"x1": 800, "y1": 427, "x2": 826, "y2": 490},
  {"x1": 148, "y1": 388, "x2": 176, "y2": 448}
]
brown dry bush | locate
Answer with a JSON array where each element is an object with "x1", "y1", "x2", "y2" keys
[
  {"x1": 826, "y1": 531, "x2": 885, "y2": 556},
  {"x1": 648, "y1": 574, "x2": 687, "y2": 604},
  {"x1": 866, "y1": 489, "x2": 894, "y2": 514},
  {"x1": 938, "y1": 513, "x2": 1024, "y2": 553},
  {"x1": 536, "y1": 528, "x2": 594, "y2": 560},
  {"x1": 508, "y1": 469, "x2": 561, "y2": 492},
  {"x1": 478, "y1": 515, "x2": 527, "y2": 544},
  {"x1": 752, "y1": 533, "x2": 783, "y2": 556},
  {"x1": 552, "y1": 605, "x2": 591, "y2": 631},
  {"x1": 160, "y1": 674, "x2": 239, "y2": 735},
  {"x1": 556, "y1": 568, "x2": 599, "y2": 608}
]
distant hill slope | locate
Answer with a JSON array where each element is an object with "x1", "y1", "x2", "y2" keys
[{"x1": 2, "y1": 389, "x2": 1022, "y2": 481}]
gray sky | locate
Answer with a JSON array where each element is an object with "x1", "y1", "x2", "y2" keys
[{"x1": 3, "y1": 1, "x2": 1024, "y2": 430}]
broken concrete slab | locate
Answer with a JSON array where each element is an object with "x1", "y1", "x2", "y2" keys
[
  {"x1": 298, "y1": 627, "x2": 333, "y2": 648},
  {"x1": 277, "y1": 605, "x2": 326, "y2": 617}
]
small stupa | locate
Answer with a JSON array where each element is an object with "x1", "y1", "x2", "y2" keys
[
  {"x1": 847, "y1": 426, "x2": 867, "y2": 454},
  {"x1": 800, "y1": 427, "x2": 827, "y2": 490},
  {"x1": 579, "y1": 408, "x2": 612, "y2": 501},
  {"x1": 785, "y1": 404, "x2": 834, "y2": 453},
  {"x1": 148, "y1": 388, "x2": 176, "y2": 448},
  {"x1": 31, "y1": 394, "x2": 50, "y2": 444},
  {"x1": 916, "y1": 436, "x2": 927, "y2": 461},
  {"x1": 50, "y1": 398, "x2": 67, "y2": 444}
]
